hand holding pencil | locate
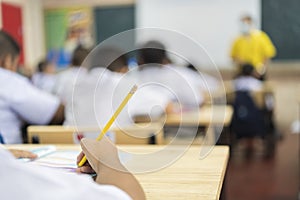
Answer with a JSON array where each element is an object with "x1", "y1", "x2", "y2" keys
[{"x1": 77, "y1": 85, "x2": 138, "y2": 167}]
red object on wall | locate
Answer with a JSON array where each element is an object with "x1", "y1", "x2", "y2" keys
[{"x1": 1, "y1": 2, "x2": 24, "y2": 65}]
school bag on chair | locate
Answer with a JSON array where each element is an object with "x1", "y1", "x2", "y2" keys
[{"x1": 230, "y1": 91, "x2": 265, "y2": 139}]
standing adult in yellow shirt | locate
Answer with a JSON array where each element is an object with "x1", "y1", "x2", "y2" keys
[{"x1": 231, "y1": 15, "x2": 276, "y2": 80}]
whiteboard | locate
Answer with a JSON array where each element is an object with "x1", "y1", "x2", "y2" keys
[{"x1": 136, "y1": 0, "x2": 261, "y2": 68}]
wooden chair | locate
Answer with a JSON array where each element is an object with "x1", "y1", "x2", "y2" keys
[{"x1": 27, "y1": 123, "x2": 164, "y2": 145}]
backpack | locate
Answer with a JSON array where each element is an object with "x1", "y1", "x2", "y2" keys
[{"x1": 231, "y1": 91, "x2": 265, "y2": 139}]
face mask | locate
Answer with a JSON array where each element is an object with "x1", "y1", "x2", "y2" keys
[{"x1": 240, "y1": 23, "x2": 251, "y2": 35}]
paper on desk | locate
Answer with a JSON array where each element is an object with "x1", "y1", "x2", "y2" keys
[
  {"x1": 21, "y1": 146, "x2": 132, "y2": 173},
  {"x1": 33, "y1": 150, "x2": 79, "y2": 172}
]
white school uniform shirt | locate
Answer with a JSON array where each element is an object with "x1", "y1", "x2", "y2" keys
[
  {"x1": 53, "y1": 67, "x2": 87, "y2": 131},
  {"x1": 234, "y1": 76, "x2": 263, "y2": 91},
  {"x1": 32, "y1": 72, "x2": 57, "y2": 93},
  {"x1": 65, "y1": 67, "x2": 170, "y2": 128},
  {"x1": 0, "y1": 147, "x2": 131, "y2": 200},
  {"x1": 173, "y1": 67, "x2": 220, "y2": 92},
  {"x1": 0, "y1": 68, "x2": 60, "y2": 143},
  {"x1": 53, "y1": 67, "x2": 87, "y2": 103},
  {"x1": 137, "y1": 65, "x2": 204, "y2": 107}
]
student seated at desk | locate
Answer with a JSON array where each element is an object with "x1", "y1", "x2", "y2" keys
[
  {"x1": 0, "y1": 30, "x2": 64, "y2": 144},
  {"x1": 0, "y1": 137, "x2": 145, "y2": 200},
  {"x1": 53, "y1": 45, "x2": 90, "y2": 103},
  {"x1": 137, "y1": 40, "x2": 205, "y2": 110},
  {"x1": 53, "y1": 46, "x2": 89, "y2": 126},
  {"x1": 65, "y1": 46, "x2": 170, "y2": 135},
  {"x1": 31, "y1": 60, "x2": 57, "y2": 93}
]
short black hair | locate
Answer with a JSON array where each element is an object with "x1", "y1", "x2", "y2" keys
[
  {"x1": 88, "y1": 46, "x2": 127, "y2": 72},
  {"x1": 241, "y1": 14, "x2": 253, "y2": 22},
  {"x1": 138, "y1": 40, "x2": 166, "y2": 65},
  {"x1": 71, "y1": 45, "x2": 90, "y2": 67},
  {"x1": 0, "y1": 30, "x2": 20, "y2": 59},
  {"x1": 37, "y1": 60, "x2": 51, "y2": 72},
  {"x1": 241, "y1": 63, "x2": 254, "y2": 76}
]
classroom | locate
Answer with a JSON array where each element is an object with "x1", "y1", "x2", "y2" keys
[{"x1": 0, "y1": 0, "x2": 299, "y2": 199}]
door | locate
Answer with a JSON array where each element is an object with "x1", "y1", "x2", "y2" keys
[{"x1": 1, "y1": 2, "x2": 24, "y2": 65}]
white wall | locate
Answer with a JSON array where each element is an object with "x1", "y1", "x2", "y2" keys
[
  {"x1": 23, "y1": 0, "x2": 45, "y2": 67},
  {"x1": 0, "y1": 0, "x2": 45, "y2": 68},
  {"x1": 136, "y1": 0, "x2": 261, "y2": 68}
]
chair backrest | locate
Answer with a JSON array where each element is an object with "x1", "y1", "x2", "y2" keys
[
  {"x1": 27, "y1": 123, "x2": 164, "y2": 145},
  {"x1": 231, "y1": 91, "x2": 265, "y2": 138}
]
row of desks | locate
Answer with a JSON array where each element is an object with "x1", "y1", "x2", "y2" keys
[{"x1": 27, "y1": 105, "x2": 233, "y2": 145}]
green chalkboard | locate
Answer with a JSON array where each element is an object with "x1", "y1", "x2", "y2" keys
[
  {"x1": 262, "y1": 0, "x2": 300, "y2": 60},
  {"x1": 94, "y1": 5, "x2": 135, "y2": 51},
  {"x1": 44, "y1": 10, "x2": 68, "y2": 50}
]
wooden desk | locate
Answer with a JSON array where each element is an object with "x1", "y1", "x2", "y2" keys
[
  {"x1": 165, "y1": 105, "x2": 233, "y2": 126},
  {"x1": 27, "y1": 123, "x2": 164, "y2": 145},
  {"x1": 6, "y1": 144, "x2": 229, "y2": 200}
]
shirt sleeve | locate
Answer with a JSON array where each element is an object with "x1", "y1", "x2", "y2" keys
[
  {"x1": 0, "y1": 148, "x2": 131, "y2": 200},
  {"x1": 260, "y1": 31, "x2": 276, "y2": 58},
  {"x1": 10, "y1": 78, "x2": 60, "y2": 124},
  {"x1": 230, "y1": 38, "x2": 240, "y2": 59}
]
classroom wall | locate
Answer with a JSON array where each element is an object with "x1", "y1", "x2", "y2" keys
[
  {"x1": 136, "y1": 0, "x2": 261, "y2": 69},
  {"x1": 0, "y1": 0, "x2": 45, "y2": 68},
  {"x1": 23, "y1": 0, "x2": 46, "y2": 68},
  {"x1": 43, "y1": 0, "x2": 134, "y2": 9}
]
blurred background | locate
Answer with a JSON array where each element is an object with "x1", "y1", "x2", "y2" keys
[{"x1": 0, "y1": 0, "x2": 299, "y2": 199}]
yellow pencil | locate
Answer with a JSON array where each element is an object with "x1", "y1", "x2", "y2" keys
[{"x1": 78, "y1": 84, "x2": 138, "y2": 167}]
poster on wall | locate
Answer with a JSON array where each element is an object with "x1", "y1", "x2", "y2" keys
[{"x1": 45, "y1": 7, "x2": 94, "y2": 69}]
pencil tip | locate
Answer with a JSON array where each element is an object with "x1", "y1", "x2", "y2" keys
[{"x1": 130, "y1": 85, "x2": 138, "y2": 94}]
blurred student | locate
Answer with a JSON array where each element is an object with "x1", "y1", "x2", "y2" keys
[
  {"x1": 67, "y1": 46, "x2": 170, "y2": 130},
  {"x1": 0, "y1": 30, "x2": 64, "y2": 144},
  {"x1": 186, "y1": 63, "x2": 220, "y2": 93},
  {"x1": 233, "y1": 63, "x2": 263, "y2": 92},
  {"x1": 231, "y1": 15, "x2": 276, "y2": 80},
  {"x1": 54, "y1": 45, "x2": 90, "y2": 103},
  {"x1": 32, "y1": 60, "x2": 56, "y2": 93},
  {"x1": 137, "y1": 41, "x2": 205, "y2": 111},
  {"x1": 1, "y1": 137, "x2": 145, "y2": 200}
]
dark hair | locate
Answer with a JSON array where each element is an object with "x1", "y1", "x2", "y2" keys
[
  {"x1": 241, "y1": 63, "x2": 254, "y2": 76},
  {"x1": 88, "y1": 46, "x2": 127, "y2": 72},
  {"x1": 0, "y1": 30, "x2": 20, "y2": 59},
  {"x1": 37, "y1": 60, "x2": 51, "y2": 72},
  {"x1": 241, "y1": 14, "x2": 252, "y2": 22},
  {"x1": 71, "y1": 45, "x2": 90, "y2": 67},
  {"x1": 187, "y1": 64, "x2": 197, "y2": 71},
  {"x1": 138, "y1": 40, "x2": 166, "y2": 65}
]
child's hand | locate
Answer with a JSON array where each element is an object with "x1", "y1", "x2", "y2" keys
[
  {"x1": 77, "y1": 137, "x2": 121, "y2": 174},
  {"x1": 78, "y1": 137, "x2": 146, "y2": 200},
  {"x1": 75, "y1": 151, "x2": 95, "y2": 174},
  {"x1": 9, "y1": 149, "x2": 37, "y2": 159}
]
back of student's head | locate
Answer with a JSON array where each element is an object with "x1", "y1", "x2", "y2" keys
[
  {"x1": 138, "y1": 40, "x2": 166, "y2": 65},
  {"x1": 240, "y1": 63, "x2": 254, "y2": 76},
  {"x1": 88, "y1": 46, "x2": 128, "y2": 73},
  {"x1": 0, "y1": 30, "x2": 20, "y2": 60},
  {"x1": 71, "y1": 45, "x2": 90, "y2": 67},
  {"x1": 241, "y1": 14, "x2": 253, "y2": 24},
  {"x1": 37, "y1": 60, "x2": 50, "y2": 72}
]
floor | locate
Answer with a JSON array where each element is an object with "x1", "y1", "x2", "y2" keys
[
  {"x1": 223, "y1": 69, "x2": 300, "y2": 200},
  {"x1": 225, "y1": 134, "x2": 299, "y2": 200}
]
